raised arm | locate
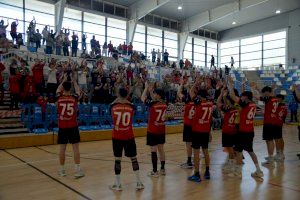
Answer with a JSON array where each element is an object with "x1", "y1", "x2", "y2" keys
[
  {"x1": 228, "y1": 77, "x2": 239, "y2": 103},
  {"x1": 177, "y1": 79, "x2": 184, "y2": 102},
  {"x1": 141, "y1": 81, "x2": 149, "y2": 103}
]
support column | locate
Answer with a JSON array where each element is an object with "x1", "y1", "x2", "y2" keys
[
  {"x1": 178, "y1": 32, "x2": 189, "y2": 61},
  {"x1": 126, "y1": 19, "x2": 137, "y2": 44},
  {"x1": 55, "y1": 0, "x2": 66, "y2": 33}
]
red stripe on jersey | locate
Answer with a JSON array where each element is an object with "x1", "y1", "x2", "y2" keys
[
  {"x1": 222, "y1": 109, "x2": 238, "y2": 134},
  {"x1": 192, "y1": 101, "x2": 213, "y2": 133},
  {"x1": 184, "y1": 102, "x2": 195, "y2": 126},
  {"x1": 147, "y1": 102, "x2": 167, "y2": 135},
  {"x1": 111, "y1": 103, "x2": 134, "y2": 140},
  {"x1": 57, "y1": 96, "x2": 78, "y2": 128}
]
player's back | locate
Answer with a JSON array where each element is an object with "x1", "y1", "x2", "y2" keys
[
  {"x1": 239, "y1": 102, "x2": 256, "y2": 133},
  {"x1": 192, "y1": 100, "x2": 213, "y2": 133},
  {"x1": 57, "y1": 95, "x2": 78, "y2": 129},
  {"x1": 111, "y1": 102, "x2": 134, "y2": 140},
  {"x1": 148, "y1": 101, "x2": 167, "y2": 134}
]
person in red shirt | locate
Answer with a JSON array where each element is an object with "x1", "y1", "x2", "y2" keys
[
  {"x1": 229, "y1": 78, "x2": 263, "y2": 179},
  {"x1": 24, "y1": 76, "x2": 37, "y2": 103},
  {"x1": 274, "y1": 94, "x2": 288, "y2": 160},
  {"x1": 32, "y1": 59, "x2": 45, "y2": 94},
  {"x1": 109, "y1": 88, "x2": 144, "y2": 191},
  {"x1": 252, "y1": 86, "x2": 281, "y2": 166},
  {"x1": 0, "y1": 62, "x2": 5, "y2": 105},
  {"x1": 37, "y1": 94, "x2": 48, "y2": 122},
  {"x1": 188, "y1": 88, "x2": 213, "y2": 183},
  {"x1": 127, "y1": 42, "x2": 133, "y2": 56},
  {"x1": 141, "y1": 82, "x2": 167, "y2": 177},
  {"x1": 217, "y1": 86, "x2": 239, "y2": 173},
  {"x1": 122, "y1": 42, "x2": 128, "y2": 55},
  {"x1": 56, "y1": 76, "x2": 84, "y2": 179},
  {"x1": 9, "y1": 72, "x2": 20, "y2": 110},
  {"x1": 108, "y1": 41, "x2": 113, "y2": 57}
]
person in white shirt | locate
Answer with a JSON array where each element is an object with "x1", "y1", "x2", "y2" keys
[
  {"x1": 157, "y1": 49, "x2": 162, "y2": 62},
  {"x1": 46, "y1": 60, "x2": 58, "y2": 97}
]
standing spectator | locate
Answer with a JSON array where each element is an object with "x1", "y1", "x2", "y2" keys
[
  {"x1": 289, "y1": 99, "x2": 298, "y2": 122},
  {"x1": 16, "y1": 60, "x2": 30, "y2": 96},
  {"x1": 0, "y1": 62, "x2": 5, "y2": 105},
  {"x1": 82, "y1": 33, "x2": 87, "y2": 51},
  {"x1": 179, "y1": 59, "x2": 184, "y2": 69},
  {"x1": 23, "y1": 75, "x2": 37, "y2": 103},
  {"x1": 210, "y1": 55, "x2": 215, "y2": 70},
  {"x1": 163, "y1": 49, "x2": 169, "y2": 65},
  {"x1": 230, "y1": 56, "x2": 235, "y2": 68},
  {"x1": 157, "y1": 49, "x2": 162, "y2": 63},
  {"x1": 62, "y1": 35, "x2": 70, "y2": 56},
  {"x1": 10, "y1": 19, "x2": 18, "y2": 44},
  {"x1": 127, "y1": 42, "x2": 133, "y2": 56},
  {"x1": 32, "y1": 59, "x2": 45, "y2": 94},
  {"x1": 34, "y1": 29, "x2": 42, "y2": 50},
  {"x1": 171, "y1": 62, "x2": 176, "y2": 69},
  {"x1": 46, "y1": 60, "x2": 58, "y2": 97},
  {"x1": 126, "y1": 65, "x2": 133, "y2": 86},
  {"x1": 0, "y1": 19, "x2": 9, "y2": 39},
  {"x1": 45, "y1": 33, "x2": 54, "y2": 54},
  {"x1": 42, "y1": 25, "x2": 49, "y2": 46},
  {"x1": 184, "y1": 59, "x2": 192, "y2": 69},
  {"x1": 90, "y1": 35, "x2": 97, "y2": 53},
  {"x1": 78, "y1": 60, "x2": 90, "y2": 94},
  {"x1": 95, "y1": 41, "x2": 101, "y2": 57},
  {"x1": 9, "y1": 70, "x2": 20, "y2": 110},
  {"x1": 151, "y1": 49, "x2": 156, "y2": 63},
  {"x1": 55, "y1": 33, "x2": 63, "y2": 55},
  {"x1": 71, "y1": 32, "x2": 78, "y2": 57},
  {"x1": 108, "y1": 41, "x2": 113, "y2": 56},
  {"x1": 117, "y1": 44, "x2": 122, "y2": 54},
  {"x1": 122, "y1": 42, "x2": 128, "y2": 55},
  {"x1": 17, "y1": 33, "x2": 24, "y2": 48},
  {"x1": 102, "y1": 42, "x2": 108, "y2": 57}
]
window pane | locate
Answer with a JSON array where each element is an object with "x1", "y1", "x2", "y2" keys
[
  {"x1": 263, "y1": 31, "x2": 286, "y2": 42},
  {"x1": 241, "y1": 43, "x2": 262, "y2": 53},
  {"x1": 148, "y1": 27, "x2": 162, "y2": 37},
  {"x1": 64, "y1": 8, "x2": 82, "y2": 20},
  {"x1": 194, "y1": 60, "x2": 205, "y2": 67},
  {"x1": 166, "y1": 48, "x2": 177, "y2": 59},
  {"x1": 264, "y1": 57, "x2": 285, "y2": 66},
  {"x1": 207, "y1": 41, "x2": 217, "y2": 49},
  {"x1": 186, "y1": 36, "x2": 192, "y2": 44},
  {"x1": 221, "y1": 47, "x2": 239, "y2": 56},
  {"x1": 83, "y1": 22, "x2": 105, "y2": 36},
  {"x1": 194, "y1": 38, "x2": 205, "y2": 46},
  {"x1": 164, "y1": 39, "x2": 177, "y2": 49},
  {"x1": 264, "y1": 48, "x2": 285, "y2": 58},
  {"x1": 107, "y1": 17, "x2": 126, "y2": 29},
  {"x1": 194, "y1": 53, "x2": 205, "y2": 62},
  {"x1": 62, "y1": 18, "x2": 81, "y2": 31},
  {"x1": 136, "y1": 24, "x2": 145, "y2": 33},
  {"x1": 241, "y1": 36, "x2": 262, "y2": 45},
  {"x1": 0, "y1": 0, "x2": 22, "y2": 7},
  {"x1": 184, "y1": 51, "x2": 192, "y2": 60},
  {"x1": 107, "y1": 27, "x2": 126, "y2": 39},
  {"x1": 242, "y1": 59, "x2": 262, "y2": 69},
  {"x1": 84, "y1": 12, "x2": 105, "y2": 25},
  {"x1": 264, "y1": 39, "x2": 286, "y2": 50},
  {"x1": 221, "y1": 40, "x2": 239, "y2": 49},
  {"x1": 221, "y1": 55, "x2": 239, "y2": 64},
  {"x1": 0, "y1": 4, "x2": 23, "y2": 21},
  {"x1": 134, "y1": 42, "x2": 145, "y2": 53},
  {"x1": 164, "y1": 30, "x2": 177, "y2": 40},
  {"x1": 25, "y1": 10, "x2": 54, "y2": 26},
  {"x1": 241, "y1": 51, "x2": 262, "y2": 61},
  {"x1": 148, "y1": 35, "x2": 162, "y2": 46},
  {"x1": 25, "y1": 0, "x2": 54, "y2": 14},
  {"x1": 194, "y1": 45, "x2": 205, "y2": 54}
]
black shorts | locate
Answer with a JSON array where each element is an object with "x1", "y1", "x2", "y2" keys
[
  {"x1": 57, "y1": 127, "x2": 80, "y2": 144},
  {"x1": 222, "y1": 133, "x2": 236, "y2": 147},
  {"x1": 112, "y1": 139, "x2": 137, "y2": 158},
  {"x1": 191, "y1": 132, "x2": 209, "y2": 149},
  {"x1": 183, "y1": 124, "x2": 192, "y2": 142},
  {"x1": 0, "y1": 83, "x2": 3, "y2": 91},
  {"x1": 146, "y1": 133, "x2": 165, "y2": 146},
  {"x1": 234, "y1": 132, "x2": 254, "y2": 152},
  {"x1": 263, "y1": 124, "x2": 283, "y2": 140}
]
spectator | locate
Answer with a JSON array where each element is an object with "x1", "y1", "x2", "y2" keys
[
  {"x1": 45, "y1": 32, "x2": 54, "y2": 54},
  {"x1": 112, "y1": 47, "x2": 119, "y2": 60},
  {"x1": 95, "y1": 41, "x2": 101, "y2": 57},
  {"x1": 16, "y1": 60, "x2": 30, "y2": 95},
  {"x1": 151, "y1": 49, "x2": 156, "y2": 63},
  {"x1": 46, "y1": 60, "x2": 58, "y2": 97},
  {"x1": 37, "y1": 94, "x2": 48, "y2": 122},
  {"x1": 78, "y1": 60, "x2": 90, "y2": 94},
  {"x1": 179, "y1": 59, "x2": 184, "y2": 69},
  {"x1": 132, "y1": 76, "x2": 143, "y2": 103},
  {"x1": 157, "y1": 49, "x2": 161, "y2": 62},
  {"x1": 62, "y1": 35, "x2": 70, "y2": 56},
  {"x1": 17, "y1": 33, "x2": 23, "y2": 48},
  {"x1": 23, "y1": 75, "x2": 37, "y2": 103},
  {"x1": 71, "y1": 31, "x2": 78, "y2": 57},
  {"x1": 122, "y1": 42, "x2": 127, "y2": 55},
  {"x1": 102, "y1": 42, "x2": 108, "y2": 57},
  {"x1": 9, "y1": 70, "x2": 20, "y2": 110},
  {"x1": 171, "y1": 62, "x2": 176, "y2": 69},
  {"x1": 42, "y1": 25, "x2": 49, "y2": 46},
  {"x1": 117, "y1": 44, "x2": 122, "y2": 54},
  {"x1": 82, "y1": 33, "x2": 87, "y2": 51},
  {"x1": 90, "y1": 35, "x2": 97, "y2": 53},
  {"x1": 210, "y1": 55, "x2": 215, "y2": 70},
  {"x1": 10, "y1": 19, "x2": 18, "y2": 44},
  {"x1": 230, "y1": 56, "x2": 235, "y2": 68},
  {"x1": 108, "y1": 41, "x2": 113, "y2": 56},
  {"x1": 184, "y1": 59, "x2": 192, "y2": 69},
  {"x1": 0, "y1": 62, "x2": 5, "y2": 105},
  {"x1": 34, "y1": 29, "x2": 42, "y2": 50},
  {"x1": 163, "y1": 49, "x2": 169, "y2": 65},
  {"x1": 126, "y1": 65, "x2": 133, "y2": 85},
  {"x1": 32, "y1": 59, "x2": 45, "y2": 94},
  {"x1": 127, "y1": 42, "x2": 133, "y2": 56},
  {"x1": 289, "y1": 99, "x2": 298, "y2": 122},
  {"x1": 55, "y1": 33, "x2": 63, "y2": 55},
  {"x1": 0, "y1": 19, "x2": 9, "y2": 39}
]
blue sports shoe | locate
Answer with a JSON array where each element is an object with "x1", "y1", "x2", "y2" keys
[
  {"x1": 204, "y1": 170, "x2": 210, "y2": 180},
  {"x1": 188, "y1": 175, "x2": 201, "y2": 182}
]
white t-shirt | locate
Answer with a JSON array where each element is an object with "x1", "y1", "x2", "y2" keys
[
  {"x1": 47, "y1": 68, "x2": 57, "y2": 84},
  {"x1": 78, "y1": 70, "x2": 87, "y2": 85}
]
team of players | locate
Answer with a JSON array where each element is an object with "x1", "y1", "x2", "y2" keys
[{"x1": 55, "y1": 76, "x2": 288, "y2": 191}]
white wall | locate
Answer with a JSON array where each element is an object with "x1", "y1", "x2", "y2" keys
[{"x1": 219, "y1": 9, "x2": 300, "y2": 66}]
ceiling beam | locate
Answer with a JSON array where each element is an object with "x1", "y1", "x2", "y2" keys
[
  {"x1": 128, "y1": 0, "x2": 171, "y2": 20},
  {"x1": 181, "y1": 0, "x2": 270, "y2": 33}
]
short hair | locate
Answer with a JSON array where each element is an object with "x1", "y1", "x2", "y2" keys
[
  {"x1": 62, "y1": 82, "x2": 72, "y2": 92},
  {"x1": 276, "y1": 94, "x2": 285, "y2": 100},
  {"x1": 262, "y1": 86, "x2": 272, "y2": 93},
  {"x1": 198, "y1": 89, "x2": 208, "y2": 99},
  {"x1": 241, "y1": 91, "x2": 253, "y2": 101},
  {"x1": 154, "y1": 88, "x2": 165, "y2": 100},
  {"x1": 119, "y1": 88, "x2": 128, "y2": 98}
]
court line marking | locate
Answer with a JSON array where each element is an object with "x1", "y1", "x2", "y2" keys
[{"x1": 3, "y1": 149, "x2": 93, "y2": 200}]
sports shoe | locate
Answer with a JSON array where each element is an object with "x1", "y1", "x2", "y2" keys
[
  {"x1": 274, "y1": 154, "x2": 285, "y2": 162},
  {"x1": 148, "y1": 171, "x2": 159, "y2": 178},
  {"x1": 160, "y1": 169, "x2": 166, "y2": 176},
  {"x1": 179, "y1": 162, "x2": 193, "y2": 169},
  {"x1": 109, "y1": 184, "x2": 123, "y2": 191},
  {"x1": 204, "y1": 170, "x2": 210, "y2": 180},
  {"x1": 261, "y1": 160, "x2": 275, "y2": 168},
  {"x1": 251, "y1": 170, "x2": 264, "y2": 178},
  {"x1": 188, "y1": 175, "x2": 201, "y2": 183},
  {"x1": 136, "y1": 182, "x2": 145, "y2": 191},
  {"x1": 58, "y1": 169, "x2": 66, "y2": 177},
  {"x1": 74, "y1": 170, "x2": 85, "y2": 179},
  {"x1": 228, "y1": 168, "x2": 242, "y2": 178}
]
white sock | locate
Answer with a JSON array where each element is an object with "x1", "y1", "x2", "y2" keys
[
  {"x1": 255, "y1": 163, "x2": 261, "y2": 171},
  {"x1": 134, "y1": 170, "x2": 141, "y2": 183},
  {"x1": 115, "y1": 174, "x2": 121, "y2": 186},
  {"x1": 75, "y1": 164, "x2": 81, "y2": 172}
]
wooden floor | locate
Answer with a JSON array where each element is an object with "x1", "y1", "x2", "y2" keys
[{"x1": 0, "y1": 125, "x2": 300, "y2": 200}]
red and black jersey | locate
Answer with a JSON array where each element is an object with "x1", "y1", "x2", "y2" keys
[
  {"x1": 57, "y1": 95, "x2": 78, "y2": 129},
  {"x1": 275, "y1": 103, "x2": 288, "y2": 126},
  {"x1": 222, "y1": 107, "x2": 238, "y2": 134},
  {"x1": 111, "y1": 103, "x2": 134, "y2": 140},
  {"x1": 184, "y1": 102, "x2": 195, "y2": 126},
  {"x1": 192, "y1": 100, "x2": 213, "y2": 133},
  {"x1": 239, "y1": 100, "x2": 256, "y2": 133},
  {"x1": 9, "y1": 75, "x2": 20, "y2": 94},
  {"x1": 146, "y1": 100, "x2": 167, "y2": 135},
  {"x1": 260, "y1": 97, "x2": 278, "y2": 125}
]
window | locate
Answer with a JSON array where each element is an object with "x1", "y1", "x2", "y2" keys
[
  {"x1": 133, "y1": 24, "x2": 146, "y2": 53},
  {"x1": 206, "y1": 41, "x2": 218, "y2": 67},
  {"x1": 220, "y1": 40, "x2": 239, "y2": 67},
  {"x1": 240, "y1": 35, "x2": 262, "y2": 68},
  {"x1": 263, "y1": 31, "x2": 286, "y2": 67},
  {"x1": 194, "y1": 38, "x2": 206, "y2": 66},
  {"x1": 107, "y1": 17, "x2": 126, "y2": 47},
  {"x1": 147, "y1": 27, "x2": 162, "y2": 56},
  {"x1": 164, "y1": 31, "x2": 178, "y2": 60},
  {"x1": 184, "y1": 36, "x2": 193, "y2": 62}
]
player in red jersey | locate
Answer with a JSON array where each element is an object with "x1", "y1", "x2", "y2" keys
[
  {"x1": 177, "y1": 81, "x2": 194, "y2": 169},
  {"x1": 56, "y1": 76, "x2": 84, "y2": 178},
  {"x1": 109, "y1": 88, "x2": 144, "y2": 191},
  {"x1": 274, "y1": 94, "x2": 288, "y2": 161},
  {"x1": 228, "y1": 78, "x2": 263, "y2": 178},
  {"x1": 188, "y1": 88, "x2": 213, "y2": 183},
  {"x1": 217, "y1": 87, "x2": 239, "y2": 173},
  {"x1": 252, "y1": 86, "x2": 280, "y2": 166},
  {"x1": 141, "y1": 82, "x2": 167, "y2": 177}
]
